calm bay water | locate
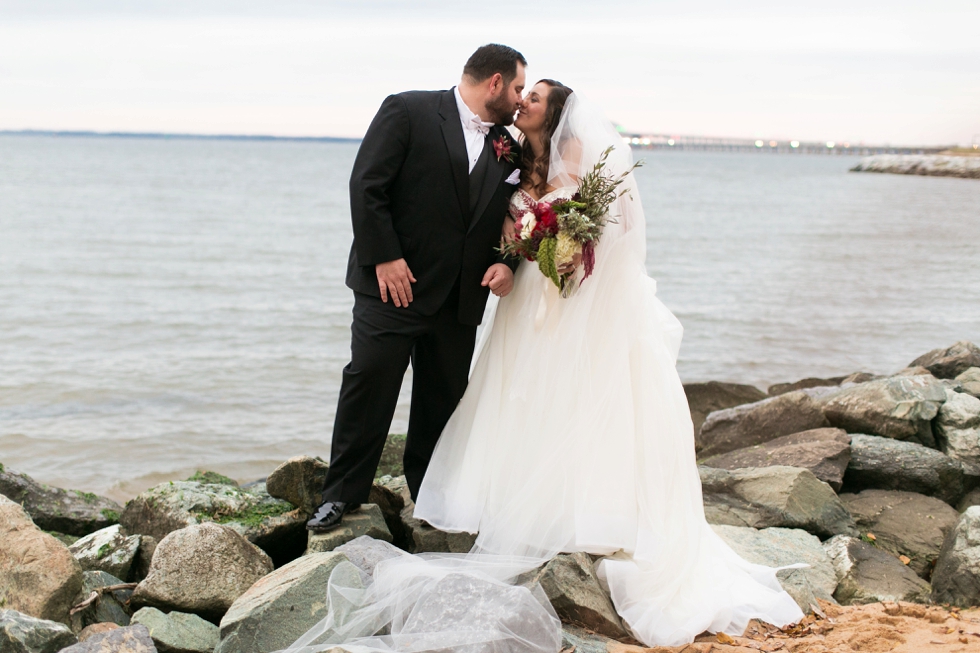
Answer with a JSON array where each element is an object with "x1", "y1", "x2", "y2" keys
[{"x1": 1, "y1": 134, "x2": 978, "y2": 501}]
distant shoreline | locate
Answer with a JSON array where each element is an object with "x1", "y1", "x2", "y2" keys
[
  {"x1": 0, "y1": 129, "x2": 362, "y2": 144},
  {"x1": 850, "y1": 154, "x2": 980, "y2": 180}
]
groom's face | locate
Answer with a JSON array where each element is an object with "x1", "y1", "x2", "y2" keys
[{"x1": 486, "y1": 63, "x2": 526, "y2": 126}]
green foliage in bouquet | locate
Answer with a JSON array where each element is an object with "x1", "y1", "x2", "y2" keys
[
  {"x1": 536, "y1": 236, "x2": 560, "y2": 287},
  {"x1": 572, "y1": 145, "x2": 642, "y2": 230}
]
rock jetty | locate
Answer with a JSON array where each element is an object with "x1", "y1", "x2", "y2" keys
[
  {"x1": 3, "y1": 340, "x2": 980, "y2": 652},
  {"x1": 850, "y1": 154, "x2": 980, "y2": 180}
]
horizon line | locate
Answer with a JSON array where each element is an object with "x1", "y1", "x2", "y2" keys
[
  {"x1": 0, "y1": 129, "x2": 362, "y2": 143},
  {"x1": 0, "y1": 129, "x2": 964, "y2": 151}
]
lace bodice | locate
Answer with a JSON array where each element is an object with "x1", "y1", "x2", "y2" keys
[{"x1": 508, "y1": 186, "x2": 577, "y2": 220}]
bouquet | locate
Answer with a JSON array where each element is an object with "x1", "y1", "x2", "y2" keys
[{"x1": 499, "y1": 146, "x2": 641, "y2": 297}]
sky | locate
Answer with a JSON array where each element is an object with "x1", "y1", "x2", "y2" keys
[{"x1": 1, "y1": 0, "x2": 978, "y2": 146}]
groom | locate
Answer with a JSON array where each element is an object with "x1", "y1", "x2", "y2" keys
[{"x1": 307, "y1": 44, "x2": 527, "y2": 532}]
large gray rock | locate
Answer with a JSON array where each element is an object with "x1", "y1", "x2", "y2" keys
[
  {"x1": 935, "y1": 389, "x2": 980, "y2": 472},
  {"x1": 700, "y1": 465, "x2": 856, "y2": 538},
  {"x1": 910, "y1": 341, "x2": 980, "y2": 379},
  {"x1": 69, "y1": 572, "x2": 133, "y2": 634},
  {"x1": 518, "y1": 553, "x2": 627, "y2": 640},
  {"x1": 130, "y1": 608, "x2": 218, "y2": 653},
  {"x1": 0, "y1": 494, "x2": 84, "y2": 625},
  {"x1": 697, "y1": 390, "x2": 831, "y2": 458},
  {"x1": 305, "y1": 504, "x2": 392, "y2": 553},
  {"x1": 683, "y1": 381, "x2": 767, "y2": 437},
  {"x1": 265, "y1": 456, "x2": 329, "y2": 515},
  {"x1": 823, "y1": 535, "x2": 931, "y2": 605},
  {"x1": 956, "y1": 367, "x2": 980, "y2": 399},
  {"x1": 0, "y1": 467, "x2": 121, "y2": 537},
  {"x1": 69, "y1": 525, "x2": 141, "y2": 581},
  {"x1": 59, "y1": 624, "x2": 156, "y2": 653},
  {"x1": 842, "y1": 434, "x2": 976, "y2": 506},
  {"x1": 712, "y1": 524, "x2": 837, "y2": 612},
  {"x1": 131, "y1": 523, "x2": 274, "y2": 623},
  {"x1": 823, "y1": 375, "x2": 947, "y2": 448},
  {"x1": 932, "y1": 506, "x2": 980, "y2": 606},
  {"x1": 700, "y1": 428, "x2": 851, "y2": 491},
  {"x1": 215, "y1": 551, "x2": 350, "y2": 653},
  {"x1": 839, "y1": 489, "x2": 959, "y2": 579},
  {"x1": 768, "y1": 376, "x2": 847, "y2": 397},
  {"x1": 119, "y1": 480, "x2": 305, "y2": 566},
  {"x1": 0, "y1": 610, "x2": 77, "y2": 653}
]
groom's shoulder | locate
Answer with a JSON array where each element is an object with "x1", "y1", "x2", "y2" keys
[{"x1": 388, "y1": 89, "x2": 450, "y2": 112}]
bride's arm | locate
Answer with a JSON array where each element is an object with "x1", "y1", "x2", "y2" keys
[{"x1": 501, "y1": 215, "x2": 517, "y2": 241}]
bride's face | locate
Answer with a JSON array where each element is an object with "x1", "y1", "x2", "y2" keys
[{"x1": 514, "y1": 82, "x2": 551, "y2": 134}]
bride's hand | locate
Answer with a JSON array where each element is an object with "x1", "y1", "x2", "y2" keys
[
  {"x1": 557, "y1": 252, "x2": 582, "y2": 275},
  {"x1": 501, "y1": 216, "x2": 517, "y2": 241}
]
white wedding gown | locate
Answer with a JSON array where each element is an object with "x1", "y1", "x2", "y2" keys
[
  {"x1": 412, "y1": 184, "x2": 805, "y2": 645},
  {"x1": 285, "y1": 95, "x2": 802, "y2": 653}
]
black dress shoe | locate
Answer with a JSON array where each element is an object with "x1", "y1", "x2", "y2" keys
[{"x1": 306, "y1": 500, "x2": 360, "y2": 533}]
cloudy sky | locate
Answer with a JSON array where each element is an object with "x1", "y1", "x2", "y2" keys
[{"x1": 1, "y1": 0, "x2": 978, "y2": 145}]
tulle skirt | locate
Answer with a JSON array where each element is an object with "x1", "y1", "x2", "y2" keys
[{"x1": 413, "y1": 229, "x2": 804, "y2": 646}]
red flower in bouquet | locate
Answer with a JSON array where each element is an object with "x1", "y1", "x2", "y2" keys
[
  {"x1": 533, "y1": 202, "x2": 558, "y2": 236},
  {"x1": 493, "y1": 135, "x2": 516, "y2": 163},
  {"x1": 582, "y1": 241, "x2": 596, "y2": 280}
]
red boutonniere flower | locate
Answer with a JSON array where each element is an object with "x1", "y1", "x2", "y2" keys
[{"x1": 493, "y1": 135, "x2": 516, "y2": 163}]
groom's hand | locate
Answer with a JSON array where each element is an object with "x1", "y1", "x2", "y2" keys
[
  {"x1": 376, "y1": 258, "x2": 417, "y2": 307},
  {"x1": 482, "y1": 264, "x2": 514, "y2": 298}
]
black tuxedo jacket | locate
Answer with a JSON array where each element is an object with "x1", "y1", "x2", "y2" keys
[{"x1": 346, "y1": 89, "x2": 521, "y2": 326}]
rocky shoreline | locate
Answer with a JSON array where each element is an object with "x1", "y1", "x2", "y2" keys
[
  {"x1": 850, "y1": 154, "x2": 980, "y2": 179},
  {"x1": 4, "y1": 340, "x2": 980, "y2": 653}
]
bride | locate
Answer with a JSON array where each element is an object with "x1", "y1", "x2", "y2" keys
[
  {"x1": 412, "y1": 79, "x2": 804, "y2": 645},
  {"x1": 288, "y1": 81, "x2": 803, "y2": 653}
]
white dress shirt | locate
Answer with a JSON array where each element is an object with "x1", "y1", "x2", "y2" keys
[{"x1": 454, "y1": 86, "x2": 494, "y2": 173}]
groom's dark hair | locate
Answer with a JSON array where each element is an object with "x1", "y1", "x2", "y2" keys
[{"x1": 463, "y1": 44, "x2": 527, "y2": 84}]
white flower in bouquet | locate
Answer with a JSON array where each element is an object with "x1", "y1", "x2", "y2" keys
[
  {"x1": 554, "y1": 232, "x2": 582, "y2": 269},
  {"x1": 520, "y1": 212, "x2": 537, "y2": 240}
]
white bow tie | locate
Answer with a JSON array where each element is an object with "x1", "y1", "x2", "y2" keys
[{"x1": 468, "y1": 115, "x2": 494, "y2": 136}]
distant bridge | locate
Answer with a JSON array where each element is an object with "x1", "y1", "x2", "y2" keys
[{"x1": 619, "y1": 133, "x2": 952, "y2": 155}]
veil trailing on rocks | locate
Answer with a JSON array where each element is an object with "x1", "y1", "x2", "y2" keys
[
  {"x1": 282, "y1": 92, "x2": 804, "y2": 653},
  {"x1": 281, "y1": 537, "x2": 560, "y2": 653}
]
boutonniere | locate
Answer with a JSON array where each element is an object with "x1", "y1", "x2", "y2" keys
[{"x1": 493, "y1": 134, "x2": 516, "y2": 163}]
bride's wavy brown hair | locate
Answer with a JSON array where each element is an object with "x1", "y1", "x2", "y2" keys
[{"x1": 520, "y1": 79, "x2": 573, "y2": 195}]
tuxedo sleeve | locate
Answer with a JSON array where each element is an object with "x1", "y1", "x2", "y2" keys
[
  {"x1": 349, "y1": 94, "x2": 410, "y2": 267},
  {"x1": 495, "y1": 249, "x2": 521, "y2": 272}
]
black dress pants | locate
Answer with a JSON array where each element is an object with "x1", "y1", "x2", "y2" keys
[{"x1": 321, "y1": 291, "x2": 477, "y2": 503}]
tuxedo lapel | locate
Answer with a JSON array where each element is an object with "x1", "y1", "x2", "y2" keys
[
  {"x1": 469, "y1": 128, "x2": 508, "y2": 232},
  {"x1": 438, "y1": 90, "x2": 470, "y2": 227}
]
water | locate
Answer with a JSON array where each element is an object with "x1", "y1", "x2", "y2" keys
[{"x1": 1, "y1": 135, "x2": 978, "y2": 501}]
